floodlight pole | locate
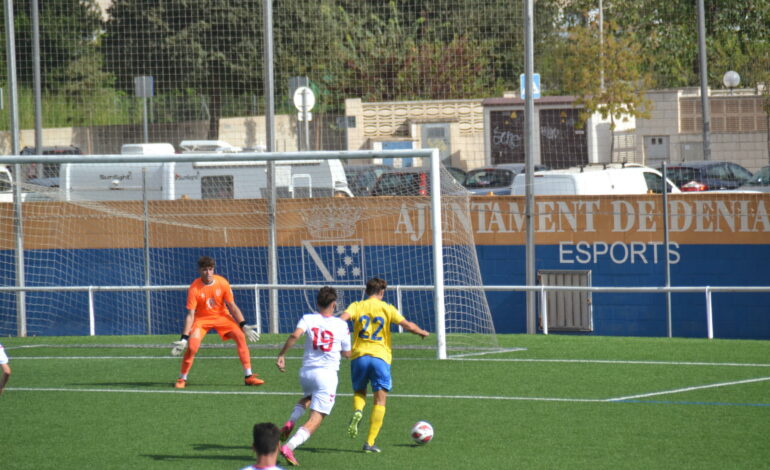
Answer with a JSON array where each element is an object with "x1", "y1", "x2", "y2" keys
[
  {"x1": 32, "y1": 0, "x2": 43, "y2": 162},
  {"x1": 697, "y1": 0, "x2": 711, "y2": 161},
  {"x1": 524, "y1": 0, "x2": 537, "y2": 334},
  {"x1": 263, "y1": 0, "x2": 279, "y2": 333}
]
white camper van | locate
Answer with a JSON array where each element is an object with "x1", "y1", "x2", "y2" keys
[
  {"x1": 511, "y1": 165, "x2": 681, "y2": 196},
  {"x1": 59, "y1": 144, "x2": 353, "y2": 201}
]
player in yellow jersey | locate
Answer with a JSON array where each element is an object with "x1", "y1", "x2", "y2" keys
[{"x1": 338, "y1": 277, "x2": 429, "y2": 453}]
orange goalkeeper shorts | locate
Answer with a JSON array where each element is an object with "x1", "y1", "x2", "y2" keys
[{"x1": 191, "y1": 316, "x2": 240, "y2": 341}]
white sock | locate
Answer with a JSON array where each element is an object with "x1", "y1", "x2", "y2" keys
[
  {"x1": 289, "y1": 404, "x2": 305, "y2": 423},
  {"x1": 287, "y1": 427, "x2": 311, "y2": 451},
  {"x1": 243, "y1": 368, "x2": 253, "y2": 377},
  {"x1": 179, "y1": 373, "x2": 188, "y2": 380}
]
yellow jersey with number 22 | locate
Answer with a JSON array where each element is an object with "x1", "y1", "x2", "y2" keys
[{"x1": 346, "y1": 297, "x2": 405, "y2": 365}]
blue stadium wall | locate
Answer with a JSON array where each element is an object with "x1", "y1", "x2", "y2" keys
[{"x1": 1, "y1": 194, "x2": 769, "y2": 339}]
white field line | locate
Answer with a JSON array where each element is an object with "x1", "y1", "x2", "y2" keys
[
  {"x1": 7, "y1": 386, "x2": 606, "y2": 403},
  {"x1": 607, "y1": 376, "x2": 770, "y2": 402},
  {"x1": 10, "y1": 356, "x2": 770, "y2": 368},
  {"x1": 448, "y1": 347, "x2": 528, "y2": 358}
]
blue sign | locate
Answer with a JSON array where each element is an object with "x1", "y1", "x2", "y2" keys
[{"x1": 519, "y1": 73, "x2": 541, "y2": 99}]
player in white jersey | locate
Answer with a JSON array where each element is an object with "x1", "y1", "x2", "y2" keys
[
  {"x1": 0, "y1": 343, "x2": 10, "y2": 396},
  {"x1": 275, "y1": 286, "x2": 351, "y2": 466}
]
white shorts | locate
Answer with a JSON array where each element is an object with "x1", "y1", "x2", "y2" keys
[
  {"x1": 299, "y1": 366, "x2": 339, "y2": 415},
  {"x1": 0, "y1": 344, "x2": 8, "y2": 365}
]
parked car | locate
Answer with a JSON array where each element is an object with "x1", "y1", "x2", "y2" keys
[
  {"x1": 735, "y1": 166, "x2": 770, "y2": 193},
  {"x1": 20, "y1": 145, "x2": 83, "y2": 179},
  {"x1": 344, "y1": 163, "x2": 391, "y2": 196},
  {"x1": 370, "y1": 168, "x2": 431, "y2": 196},
  {"x1": 511, "y1": 164, "x2": 680, "y2": 195},
  {"x1": 445, "y1": 166, "x2": 467, "y2": 185},
  {"x1": 663, "y1": 161, "x2": 753, "y2": 192},
  {"x1": 464, "y1": 163, "x2": 550, "y2": 195}
]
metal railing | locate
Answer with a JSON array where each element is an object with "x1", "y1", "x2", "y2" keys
[{"x1": 1, "y1": 283, "x2": 768, "y2": 340}]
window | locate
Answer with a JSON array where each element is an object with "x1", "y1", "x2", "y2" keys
[{"x1": 201, "y1": 175, "x2": 234, "y2": 199}]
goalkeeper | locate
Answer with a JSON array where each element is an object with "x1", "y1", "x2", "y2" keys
[{"x1": 172, "y1": 256, "x2": 263, "y2": 388}]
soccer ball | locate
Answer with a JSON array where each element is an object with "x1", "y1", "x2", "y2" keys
[{"x1": 410, "y1": 420, "x2": 433, "y2": 445}]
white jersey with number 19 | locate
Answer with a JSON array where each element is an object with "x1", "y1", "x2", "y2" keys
[{"x1": 296, "y1": 313, "x2": 351, "y2": 371}]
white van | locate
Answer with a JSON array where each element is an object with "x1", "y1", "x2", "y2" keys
[
  {"x1": 511, "y1": 165, "x2": 681, "y2": 195},
  {"x1": 120, "y1": 143, "x2": 177, "y2": 155},
  {"x1": 179, "y1": 140, "x2": 241, "y2": 153},
  {"x1": 59, "y1": 151, "x2": 353, "y2": 201}
]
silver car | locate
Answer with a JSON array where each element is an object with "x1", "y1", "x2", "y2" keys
[{"x1": 735, "y1": 166, "x2": 770, "y2": 193}]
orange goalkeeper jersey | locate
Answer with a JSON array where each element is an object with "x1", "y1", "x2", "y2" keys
[{"x1": 186, "y1": 274, "x2": 235, "y2": 320}]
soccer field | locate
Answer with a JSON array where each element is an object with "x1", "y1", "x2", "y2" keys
[{"x1": 1, "y1": 334, "x2": 768, "y2": 469}]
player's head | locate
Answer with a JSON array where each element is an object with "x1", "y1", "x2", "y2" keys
[
  {"x1": 317, "y1": 286, "x2": 337, "y2": 309},
  {"x1": 365, "y1": 277, "x2": 387, "y2": 297},
  {"x1": 252, "y1": 422, "x2": 281, "y2": 456},
  {"x1": 197, "y1": 256, "x2": 216, "y2": 282},
  {"x1": 198, "y1": 256, "x2": 215, "y2": 269}
]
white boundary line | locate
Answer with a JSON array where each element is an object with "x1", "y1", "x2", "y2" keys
[
  {"x1": 607, "y1": 376, "x2": 770, "y2": 402},
  {"x1": 11, "y1": 355, "x2": 770, "y2": 368}
]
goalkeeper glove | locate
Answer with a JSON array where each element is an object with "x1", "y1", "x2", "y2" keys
[
  {"x1": 242, "y1": 323, "x2": 260, "y2": 342},
  {"x1": 171, "y1": 335, "x2": 189, "y2": 356}
]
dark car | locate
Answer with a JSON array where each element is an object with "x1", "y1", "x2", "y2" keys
[
  {"x1": 343, "y1": 163, "x2": 391, "y2": 196},
  {"x1": 464, "y1": 163, "x2": 551, "y2": 195},
  {"x1": 20, "y1": 145, "x2": 83, "y2": 179},
  {"x1": 663, "y1": 161, "x2": 753, "y2": 192},
  {"x1": 370, "y1": 168, "x2": 431, "y2": 196},
  {"x1": 445, "y1": 166, "x2": 467, "y2": 185}
]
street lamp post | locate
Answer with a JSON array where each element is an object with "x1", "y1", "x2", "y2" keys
[{"x1": 723, "y1": 70, "x2": 740, "y2": 95}]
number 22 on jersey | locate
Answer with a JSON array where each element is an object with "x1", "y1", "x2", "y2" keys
[{"x1": 357, "y1": 315, "x2": 385, "y2": 341}]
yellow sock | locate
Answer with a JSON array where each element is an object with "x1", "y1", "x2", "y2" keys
[
  {"x1": 353, "y1": 391, "x2": 366, "y2": 412},
  {"x1": 367, "y1": 404, "x2": 386, "y2": 446}
]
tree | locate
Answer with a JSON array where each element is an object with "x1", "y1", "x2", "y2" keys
[
  {"x1": 0, "y1": 0, "x2": 108, "y2": 92},
  {"x1": 102, "y1": 0, "x2": 263, "y2": 138},
  {"x1": 559, "y1": 18, "x2": 652, "y2": 159}
]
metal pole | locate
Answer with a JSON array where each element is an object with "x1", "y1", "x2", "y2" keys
[
  {"x1": 524, "y1": 0, "x2": 537, "y2": 334},
  {"x1": 263, "y1": 0, "x2": 279, "y2": 333},
  {"x1": 142, "y1": 168, "x2": 152, "y2": 334},
  {"x1": 5, "y1": 0, "x2": 26, "y2": 337},
  {"x1": 303, "y1": 89, "x2": 310, "y2": 151},
  {"x1": 142, "y1": 97, "x2": 149, "y2": 143},
  {"x1": 697, "y1": 0, "x2": 711, "y2": 160},
  {"x1": 430, "y1": 149, "x2": 446, "y2": 359},
  {"x1": 31, "y1": 0, "x2": 43, "y2": 167},
  {"x1": 599, "y1": 0, "x2": 604, "y2": 90},
  {"x1": 662, "y1": 163, "x2": 672, "y2": 337}
]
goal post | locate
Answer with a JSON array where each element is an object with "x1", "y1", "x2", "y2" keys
[{"x1": 0, "y1": 148, "x2": 496, "y2": 358}]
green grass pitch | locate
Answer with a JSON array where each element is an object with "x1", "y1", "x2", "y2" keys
[{"x1": 1, "y1": 334, "x2": 769, "y2": 469}]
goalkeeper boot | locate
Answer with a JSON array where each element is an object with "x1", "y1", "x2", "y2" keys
[
  {"x1": 244, "y1": 375, "x2": 264, "y2": 386},
  {"x1": 362, "y1": 443, "x2": 381, "y2": 453},
  {"x1": 174, "y1": 379, "x2": 186, "y2": 389},
  {"x1": 348, "y1": 410, "x2": 363, "y2": 438},
  {"x1": 279, "y1": 421, "x2": 294, "y2": 441},
  {"x1": 280, "y1": 445, "x2": 299, "y2": 466}
]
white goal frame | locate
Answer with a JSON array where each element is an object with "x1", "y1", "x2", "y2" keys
[{"x1": 0, "y1": 149, "x2": 450, "y2": 358}]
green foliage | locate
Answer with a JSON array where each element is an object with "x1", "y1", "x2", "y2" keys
[{"x1": 559, "y1": 18, "x2": 653, "y2": 131}]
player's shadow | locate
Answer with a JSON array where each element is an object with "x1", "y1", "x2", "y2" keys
[
  {"x1": 299, "y1": 446, "x2": 362, "y2": 455},
  {"x1": 143, "y1": 443, "x2": 252, "y2": 463}
]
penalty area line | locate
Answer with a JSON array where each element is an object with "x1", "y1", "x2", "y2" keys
[{"x1": 607, "y1": 376, "x2": 770, "y2": 402}]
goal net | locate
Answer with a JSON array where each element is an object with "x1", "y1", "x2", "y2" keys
[{"x1": 0, "y1": 150, "x2": 497, "y2": 357}]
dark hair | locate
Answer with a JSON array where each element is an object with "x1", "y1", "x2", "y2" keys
[
  {"x1": 365, "y1": 277, "x2": 387, "y2": 297},
  {"x1": 198, "y1": 256, "x2": 215, "y2": 269},
  {"x1": 252, "y1": 422, "x2": 280, "y2": 455},
  {"x1": 317, "y1": 286, "x2": 337, "y2": 309}
]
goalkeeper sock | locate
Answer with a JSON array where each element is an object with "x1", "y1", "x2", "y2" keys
[
  {"x1": 286, "y1": 426, "x2": 311, "y2": 450},
  {"x1": 367, "y1": 404, "x2": 386, "y2": 446},
  {"x1": 289, "y1": 404, "x2": 305, "y2": 423},
  {"x1": 243, "y1": 368, "x2": 253, "y2": 377},
  {"x1": 353, "y1": 391, "x2": 366, "y2": 412}
]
